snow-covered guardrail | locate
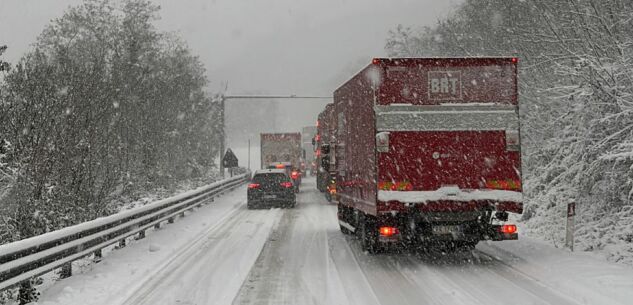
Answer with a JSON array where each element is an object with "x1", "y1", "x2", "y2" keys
[{"x1": 0, "y1": 173, "x2": 249, "y2": 295}]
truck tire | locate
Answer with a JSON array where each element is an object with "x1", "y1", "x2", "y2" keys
[{"x1": 360, "y1": 216, "x2": 379, "y2": 254}]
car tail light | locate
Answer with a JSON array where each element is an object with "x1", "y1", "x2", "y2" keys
[
  {"x1": 379, "y1": 226, "x2": 399, "y2": 237},
  {"x1": 248, "y1": 183, "x2": 260, "y2": 189},
  {"x1": 499, "y1": 224, "x2": 517, "y2": 234},
  {"x1": 378, "y1": 181, "x2": 412, "y2": 191},
  {"x1": 506, "y1": 130, "x2": 520, "y2": 151},
  {"x1": 315, "y1": 134, "x2": 321, "y2": 141},
  {"x1": 291, "y1": 171, "x2": 299, "y2": 179},
  {"x1": 280, "y1": 182, "x2": 293, "y2": 188}
]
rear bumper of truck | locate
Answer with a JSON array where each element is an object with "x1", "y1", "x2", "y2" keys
[{"x1": 369, "y1": 193, "x2": 523, "y2": 243}]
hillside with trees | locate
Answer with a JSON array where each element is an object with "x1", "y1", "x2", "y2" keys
[{"x1": 0, "y1": 0, "x2": 222, "y2": 244}]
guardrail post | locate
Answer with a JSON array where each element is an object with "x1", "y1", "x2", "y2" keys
[
  {"x1": 180, "y1": 211, "x2": 185, "y2": 218},
  {"x1": 119, "y1": 238, "x2": 126, "y2": 248},
  {"x1": 94, "y1": 249, "x2": 102, "y2": 262},
  {"x1": 154, "y1": 222, "x2": 161, "y2": 229},
  {"x1": 59, "y1": 262, "x2": 72, "y2": 278},
  {"x1": 18, "y1": 280, "x2": 37, "y2": 305},
  {"x1": 137, "y1": 230, "x2": 146, "y2": 240},
  {"x1": 168, "y1": 217, "x2": 174, "y2": 223}
]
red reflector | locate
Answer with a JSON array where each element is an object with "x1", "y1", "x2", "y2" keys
[
  {"x1": 280, "y1": 182, "x2": 293, "y2": 188},
  {"x1": 248, "y1": 183, "x2": 260, "y2": 189},
  {"x1": 500, "y1": 224, "x2": 517, "y2": 234},
  {"x1": 379, "y1": 226, "x2": 399, "y2": 237}
]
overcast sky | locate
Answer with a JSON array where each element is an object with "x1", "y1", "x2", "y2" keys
[
  {"x1": 1, "y1": 0, "x2": 458, "y2": 95},
  {"x1": 1, "y1": 0, "x2": 459, "y2": 168}
]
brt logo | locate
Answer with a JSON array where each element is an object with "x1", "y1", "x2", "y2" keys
[{"x1": 428, "y1": 71, "x2": 462, "y2": 100}]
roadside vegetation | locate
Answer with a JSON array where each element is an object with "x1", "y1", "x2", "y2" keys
[{"x1": 0, "y1": 0, "x2": 222, "y2": 245}]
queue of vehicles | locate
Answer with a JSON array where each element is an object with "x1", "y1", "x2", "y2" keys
[{"x1": 248, "y1": 57, "x2": 523, "y2": 254}]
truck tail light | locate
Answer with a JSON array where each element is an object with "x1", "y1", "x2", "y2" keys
[
  {"x1": 248, "y1": 183, "x2": 260, "y2": 189},
  {"x1": 505, "y1": 130, "x2": 520, "y2": 151},
  {"x1": 499, "y1": 224, "x2": 517, "y2": 234},
  {"x1": 378, "y1": 181, "x2": 412, "y2": 191},
  {"x1": 280, "y1": 182, "x2": 293, "y2": 188},
  {"x1": 486, "y1": 179, "x2": 521, "y2": 191},
  {"x1": 275, "y1": 164, "x2": 285, "y2": 169},
  {"x1": 379, "y1": 226, "x2": 399, "y2": 237}
]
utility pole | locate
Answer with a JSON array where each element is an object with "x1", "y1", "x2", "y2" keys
[
  {"x1": 218, "y1": 94, "x2": 331, "y2": 176},
  {"x1": 219, "y1": 95, "x2": 226, "y2": 178}
]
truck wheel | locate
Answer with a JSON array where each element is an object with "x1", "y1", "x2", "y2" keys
[{"x1": 360, "y1": 216, "x2": 378, "y2": 254}]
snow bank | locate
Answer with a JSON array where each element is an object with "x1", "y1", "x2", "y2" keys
[{"x1": 0, "y1": 174, "x2": 246, "y2": 258}]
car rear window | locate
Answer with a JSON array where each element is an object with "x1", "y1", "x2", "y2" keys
[{"x1": 252, "y1": 173, "x2": 289, "y2": 184}]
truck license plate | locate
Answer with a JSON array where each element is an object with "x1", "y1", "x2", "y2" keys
[
  {"x1": 432, "y1": 225, "x2": 461, "y2": 235},
  {"x1": 263, "y1": 195, "x2": 277, "y2": 199}
]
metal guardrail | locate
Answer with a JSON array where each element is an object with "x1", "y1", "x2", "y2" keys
[{"x1": 0, "y1": 173, "x2": 249, "y2": 293}]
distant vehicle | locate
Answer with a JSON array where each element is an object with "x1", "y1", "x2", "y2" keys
[
  {"x1": 267, "y1": 161, "x2": 301, "y2": 192},
  {"x1": 261, "y1": 133, "x2": 303, "y2": 191},
  {"x1": 301, "y1": 126, "x2": 317, "y2": 175},
  {"x1": 329, "y1": 57, "x2": 523, "y2": 253},
  {"x1": 315, "y1": 104, "x2": 337, "y2": 200},
  {"x1": 247, "y1": 169, "x2": 296, "y2": 209}
]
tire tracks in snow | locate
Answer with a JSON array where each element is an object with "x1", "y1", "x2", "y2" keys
[{"x1": 118, "y1": 200, "x2": 282, "y2": 305}]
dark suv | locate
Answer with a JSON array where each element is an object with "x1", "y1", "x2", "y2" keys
[{"x1": 247, "y1": 169, "x2": 296, "y2": 209}]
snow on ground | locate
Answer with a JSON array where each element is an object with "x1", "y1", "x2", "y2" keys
[
  {"x1": 33, "y1": 185, "x2": 282, "y2": 305},
  {"x1": 30, "y1": 177, "x2": 633, "y2": 305}
]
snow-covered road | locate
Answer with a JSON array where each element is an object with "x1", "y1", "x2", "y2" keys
[{"x1": 36, "y1": 178, "x2": 633, "y2": 305}]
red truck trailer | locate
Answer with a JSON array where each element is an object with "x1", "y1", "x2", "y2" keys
[
  {"x1": 260, "y1": 133, "x2": 302, "y2": 190},
  {"x1": 332, "y1": 57, "x2": 522, "y2": 253}
]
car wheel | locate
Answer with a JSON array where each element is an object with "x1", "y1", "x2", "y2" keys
[{"x1": 247, "y1": 202, "x2": 254, "y2": 210}]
